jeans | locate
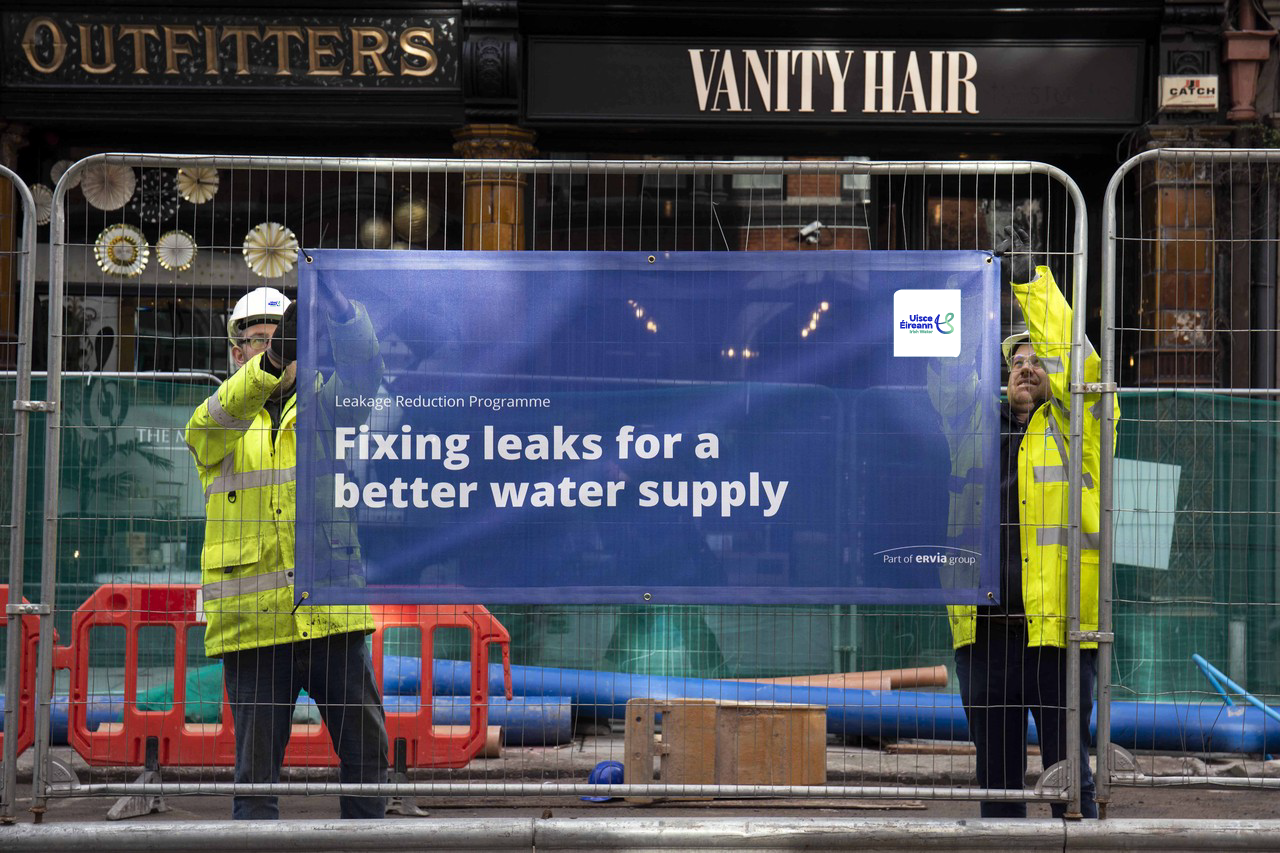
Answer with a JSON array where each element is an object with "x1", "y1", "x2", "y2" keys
[
  {"x1": 955, "y1": 617, "x2": 1098, "y2": 819},
  {"x1": 222, "y1": 631, "x2": 389, "y2": 820}
]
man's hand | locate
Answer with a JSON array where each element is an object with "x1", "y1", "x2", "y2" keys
[
  {"x1": 267, "y1": 300, "x2": 298, "y2": 369},
  {"x1": 317, "y1": 272, "x2": 355, "y2": 324},
  {"x1": 993, "y1": 225, "x2": 1034, "y2": 284}
]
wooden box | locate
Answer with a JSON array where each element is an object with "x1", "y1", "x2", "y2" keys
[{"x1": 623, "y1": 698, "x2": 826, "y2": 798}]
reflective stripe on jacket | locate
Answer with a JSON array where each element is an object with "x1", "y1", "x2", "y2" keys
[
  {"x1": 948, "y1": 266, "x2": 1119, "y2": 649},
  {"x1": 186, "y1": 303, "x2": 381, "y2": 657}
]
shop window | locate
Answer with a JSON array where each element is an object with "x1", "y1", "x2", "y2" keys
[
  {"x1": 841, "y1": 156, "x2": 872, "y2": 204},
  {"x1": 32, "y1": 294, "x2": 121, "y2": 372},
  {"x1": 638, "y1": 170, "x2": 718, "y2": 197},
  {"x1": 729, "y1": 157, "x2": 785, "y2": 193},
  {"x1": 134, "y1": 299, "x2": 229, "y2": 376}
]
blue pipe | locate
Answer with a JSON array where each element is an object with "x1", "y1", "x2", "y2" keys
[
  {"x1": 0, "y1": 693, "x2": 573, "y2": 747},
  {"x1": 1194, "y1": 660, "x2": 1237, "y2": 707},
  {"x1": 318, "y1": 694, "x2": 573, "y2": 745},
  {"x1": 1192, "y1": 654, "x2": 1280, "y2": 724},
  {"x1": 386, "y1": 656, "x2": 1280, "y2": 756},
  {"x1": 0, "y1": 695, "x2": 125, "y2": 744},
  {"x1": 12, "y1": 658, "x2": 1280, "y2": 756}
]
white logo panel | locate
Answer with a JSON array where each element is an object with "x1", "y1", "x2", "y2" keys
[{"x1": 893, "y1": 290, "x2": 962, "y2": 357}]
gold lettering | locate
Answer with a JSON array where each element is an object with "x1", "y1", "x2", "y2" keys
[
  {"x1": 689, "y1": 49, "x2": 719, "y2": 111},
  {"x1": 22, "y1": 17, "x2": 66, "y2": 74},
  {"x1": 774, "y1": 49, "x2": 789, "y2": 110},
  {"x1": 350, "y1": 26, "x2": 392, "y2": 77},
  {"x1": 262, "y1": 26, "x2": 304, "y2": 76},
  {"x1": 823, "y1": 50, "x2": 856, "y2": 113},
  {"x1": 220, "y1": 26, "x2": 261, "y2": 76},
  {"x1": 163, "y1": 25, "x2": 199, "y2": 75},
  {"x1": 896, "y1": 51, "x2": 927, "y2": 113},
  {"x1": 742, "y1": 50, "x2": 772, "y2": 112},
  {"x1": 929, "y1": 51, "x2": 945, "y2": 113},
  {"x1": 76, "y1": 23, "x2": 116, "y2": 75},
  {"x1": 118, "y1": 25, "x2": 160, "y2": 75},
  {"x1": 201, "y1": 26, "x2": 219, "y2": 75},
  {"x1": 713, "y1": 52, "x2": 742, "y2": 112},
  {"x1": 791, "y1": 49, "x2": 823, "y2": 112},
  {"x1": 306, "y1": 26, "x2": 343, "y2": 76},
  {"x1": 399, "y1": 27, "x2": 437, "y2": 77},
  {"x1": 947, "y1": 51, "x2": 979, "y2": 114},
  {"x1": 863, "y1": 50, "x2": 893, "y2": 113}
]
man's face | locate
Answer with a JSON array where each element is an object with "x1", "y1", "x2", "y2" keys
[
  {"x1": 231, "y1": 321, "x2": 277, "y2": 369},
  {"x1": 1007, "y1": 343, "x2": 1050, "y2": 419}
]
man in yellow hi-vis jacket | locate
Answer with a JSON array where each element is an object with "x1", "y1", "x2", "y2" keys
[
  {"x1": 949, "y1": 228, "x2": 1117, "y2": 819},
  {"x1": 186, "y1": 283, "x2": 387, "y2": 820}
]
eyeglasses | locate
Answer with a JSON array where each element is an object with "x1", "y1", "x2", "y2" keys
[
  {"x1": 237, "y1": 336, "x2": 272, "y2": 351},
  {"x1": 1010, "y1": 354, "x2": 1043, "y2": 371}
]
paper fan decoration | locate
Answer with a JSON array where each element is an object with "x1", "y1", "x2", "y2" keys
[
  {"x1": 94, "y1": 224, "x2": 150, "y2": 277},
  {"x1": 50, "y1": 159, "x2": 80, "y2": 189},
  {"x1": 126, "y1": 169, "x2": 179, "y2": 225},
  {"x1": 243, "y1": 222, "x2": 299, "y2": 278},
  {"x1": 155, "y1": 229, "x2": 197, "y2": 272},
  {"x1": 176, "y1": 166, "x2": 219, "y2": 204},
  {"x1": 80, "y1": 163, "x2": 136, "y2": 211},
  {"x1": 31, "y1": 183, "x2": 53, "y2": 226}
]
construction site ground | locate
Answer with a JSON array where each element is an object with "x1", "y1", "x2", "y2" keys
[{"x1": 8, "y1": 736, "x2": 1280, "y2": 824}]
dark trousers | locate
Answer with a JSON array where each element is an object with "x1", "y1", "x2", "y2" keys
[
  {"x1": 223, "y1": 631, "x2": 389, "y2": 820},
  {"x1": 955, "y1": 617, "x2": 1098, "y2": 819}
]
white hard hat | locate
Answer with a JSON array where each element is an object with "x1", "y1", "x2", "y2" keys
[
  {"x1": 228, "y1": 286, "x2": 291, "y2": 344},
  {"x1": 1001, "y1": 330, "x2": 1031, "y2": 369}
]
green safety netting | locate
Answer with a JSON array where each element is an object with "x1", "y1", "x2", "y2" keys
[{"x1": 2, "y1": 380, "x2": 1278, "y2": 701}]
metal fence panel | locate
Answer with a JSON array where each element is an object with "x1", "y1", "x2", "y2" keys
[
  {"x1": 1100, "y1": 148, "x2": 1280, "y2": 801},
  {"x1": 32, "y1": 154, "x2": 1088, "y2": 816},
  {"x1": 0, "y1": 165, "x2": 40, "y2": 821}
]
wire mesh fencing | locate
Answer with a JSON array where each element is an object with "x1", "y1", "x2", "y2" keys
[
  {"x1": 17, "y1": 154, "x2": 1097, "y2": 817},
  {"x1": 1, "y1": 165, "x2": 40, "y2": 821},
  {"x1": 1101, "y1": 147, "x2": 1280, "y2": 801}
]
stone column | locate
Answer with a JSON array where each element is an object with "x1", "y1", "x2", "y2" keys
[
  {"x1": 1222, "y1": 0, "x2": 1277, "y2": 124},
  {"x1": 451, "y1": 123, "x2": 537, "y2": 251},
  {"x1": 1132, "y1": 125, "x2": 1233, "y2": 387}
]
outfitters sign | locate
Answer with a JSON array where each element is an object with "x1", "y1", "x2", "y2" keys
[
  {"x1": 5, "y1": 12, "x2": 458, "y2": 87},
  {"x1": 295, "y1": 250, "x2": 1001, "y2": 606},
  {"x1": 527, "y1": 38, "x2": 1144, "y2": 125}
]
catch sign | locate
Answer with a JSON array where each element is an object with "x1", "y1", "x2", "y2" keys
[{"x1": 294, "y1": 250, "x2": 1000, "y2": 604}]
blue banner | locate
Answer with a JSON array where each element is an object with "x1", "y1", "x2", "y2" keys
[{"x1": 295, "y1": 250, "x2": 1000, "y2": 604}]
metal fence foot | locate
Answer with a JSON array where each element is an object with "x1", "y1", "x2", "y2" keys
[
  {"x1": 384, "y1": 737, "x2": 428, "y2": 817},
  {"x1": 106, "y1": 737, "x2": 169, "y2": 821}
]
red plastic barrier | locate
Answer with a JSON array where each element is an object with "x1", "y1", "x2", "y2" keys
[
  {"x1": 0, "y1": 584, "x2": 38, "y2": 759},
  {"x1": 279, "y1": 603, "x2": 513, "y2": 768},
  {"x1": 367, "y1": 604, "x2": 513, "y2": 770},
  {"x1": 53, "y1": 584, "x2": 512, "y2": 770},
  {"x1": 52, "y1": 584, "x2": 236, "y2": 767}
]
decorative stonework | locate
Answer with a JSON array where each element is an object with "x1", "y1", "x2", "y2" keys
[
  {"x1": 0, "y1": 122, "x2": 29, "y2": 171},
  {"x1": 451, "y1": 123, "x2": 537, "y2": 160},
  {"x1": 1223, "y1": 29, "x2": 1278, "y2": 122},
  {"x1": 461, "y1": 0, "x2": 518, "y2": 120}
]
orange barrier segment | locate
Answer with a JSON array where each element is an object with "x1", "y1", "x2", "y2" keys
[
  {"x1": 0, "y1": 584, "x2": 38, "y2": 760},
  {"x1": 286, "y1": 602, "x2": 513, "y2": 769},
  {"x1": 52, "y1": 584, "x2": 512, "y2": 771},
  {"x1": 52, "y1": 584, "x2": 236, "y2": 768}
]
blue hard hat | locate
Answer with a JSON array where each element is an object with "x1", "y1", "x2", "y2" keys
[{"x1": 581, "y1": 759, "x2": 625, "y2": 802}]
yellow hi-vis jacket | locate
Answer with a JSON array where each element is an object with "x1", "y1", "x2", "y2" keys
[
  {"x1": 948, "y1": 266, "x2": 1119, "y2": 650},
  {"x1": 185, "y1": 303, "x2": 382, "y2": 658}
]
